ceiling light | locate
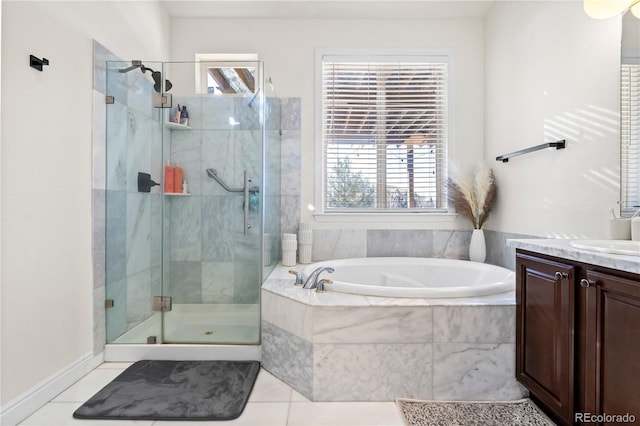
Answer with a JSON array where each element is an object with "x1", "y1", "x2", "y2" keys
[{"x1": 584, "y1": 0, "x2": 640, "y2": 19}]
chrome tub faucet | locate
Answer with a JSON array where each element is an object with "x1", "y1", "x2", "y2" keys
[{"x1": 303, "y1": 267, "x2": 335, "y2": 289}]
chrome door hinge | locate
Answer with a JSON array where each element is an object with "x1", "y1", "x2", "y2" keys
[
  {"x1": 152, "y1": 296, "x2": 172, "y2": 312},
  {"x1": 153, "y1": 93, "x2": 172, "y2": 108},
  {"x1": 105, "y1": 95, "x2": 115, "y2": 104},
  {"x1": 105, "y1": 299, "x2": 115, "y2": 308}
]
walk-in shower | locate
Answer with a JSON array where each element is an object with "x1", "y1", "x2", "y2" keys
[{"x1": 103, "y1": 60, "x2": 281, "y2": 359}]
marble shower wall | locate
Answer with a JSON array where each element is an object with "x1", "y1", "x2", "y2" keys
[
  {"x1": 165, "y1": 95, "x2": 259, "y2": 305},
  {"x1": 165, "y1": 94, "x2": 288, "y2": 305},
  {"x1": 279, "y1": 98, "x2": 302, "y2": 236}
]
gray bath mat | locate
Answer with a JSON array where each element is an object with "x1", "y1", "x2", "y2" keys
[
  {"x1": 396, "y1": 398, "x2": 556, "y2": 426},
  {"x1": 73, "y1": 360, "x2": 260, "y2": 420}
]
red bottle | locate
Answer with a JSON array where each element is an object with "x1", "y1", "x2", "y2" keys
[
  {"x1": 164, "y1": 163, "x2": 174, "y2": 193},
  {"x1": 174, "y1": 164, "x2": 183, "y2": 193}
]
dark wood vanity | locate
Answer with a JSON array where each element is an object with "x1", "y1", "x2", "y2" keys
[{"x1": 515, "y1": 247, "x2": 640, "y2": 425}]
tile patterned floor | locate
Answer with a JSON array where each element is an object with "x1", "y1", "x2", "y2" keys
[{"x1": 18, "y1": 363, "x2": 404, "y2": 426}]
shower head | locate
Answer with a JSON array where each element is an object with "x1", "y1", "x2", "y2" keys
[
  {"x1": 150, "y1": 70, "x2": 173, "y2": 93},
  {"x1": 119, "y1": 61, "x2": 172, "y2": 93},
  {"x1": 139, "y1": 65, "x2": 173, "y2": 93}
]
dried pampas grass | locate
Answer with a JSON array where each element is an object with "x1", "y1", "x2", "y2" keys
[{"x1": 448, "y1": 163, "x2": 497, "y2": 229}]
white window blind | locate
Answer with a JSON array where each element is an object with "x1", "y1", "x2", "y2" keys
[
  {"x1": 621, "y1": 62, "x2": 640, "y2": 216},
  {"x1": 320, "y1": 54, "x2": 449, "y2": 212}
]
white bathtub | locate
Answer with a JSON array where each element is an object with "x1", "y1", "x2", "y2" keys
[{"x1": 302, "y1": 257, "x2": 514, "y2": 298}]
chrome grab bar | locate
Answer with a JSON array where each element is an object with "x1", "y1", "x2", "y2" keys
[
  {"x1": 243, "y1": 170, "x2": 249, "y2": 236},
  {"x1": 206, "y1": 168, "x2": 244, "y2": 193},
  {"x1": 205, "y1": 168, "x2": 256, "y2": 236}
]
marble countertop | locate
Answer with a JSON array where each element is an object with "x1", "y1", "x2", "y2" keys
[{"x1": 507, "y1": 239, "x2": 639, "y2": 275}]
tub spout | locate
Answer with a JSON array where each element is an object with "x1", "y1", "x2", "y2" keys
[{"x1": 303, "y1": 267, "x2": 334, "y2": 290}]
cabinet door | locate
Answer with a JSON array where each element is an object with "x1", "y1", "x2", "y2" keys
[
  {"x1": 516, "y1": 253, "x2": 575, "y2": 425},
  {"x1": 584, "y1": 270, "x2": 640, "y2": 422}
]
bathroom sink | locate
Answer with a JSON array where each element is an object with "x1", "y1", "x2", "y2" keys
[{"x1": 569, "y1": 240, "x2": 640, "y2": 256}]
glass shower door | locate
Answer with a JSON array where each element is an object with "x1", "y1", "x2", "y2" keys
[
  {"x1": 160, "y1": 61, "x2": 265, "y2": 344},
  {"x1": 104, "y1": 60, "x2": 164, "y2": 344}
]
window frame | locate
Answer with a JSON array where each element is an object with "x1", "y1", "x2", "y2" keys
[{"x1": 314, "y1": 48, "x2": 456, "y2": 220}]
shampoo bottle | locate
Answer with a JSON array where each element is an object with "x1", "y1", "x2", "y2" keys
[
  {"x1": 164, "y1": 162, "x2": 174, "y2": 193},
  {"x1": 173, "y1": 104, "x2": 181, "y2": 123},
  {"x1": 180, "y1": 105, "x2": 189, "y2": 126},
  {"x1": 174, "y1": 163, "x2": 184, "y2": 194}
]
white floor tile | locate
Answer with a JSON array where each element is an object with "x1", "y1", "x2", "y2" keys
[
  {"x1": 18, "y1": 363, "x2": 409, "y2": 426},
  {"x1": 226, "y1": 402, "x2": 290, "y2": 425},
  {"x1": 291, "y1": 390, "x2": 311, "y2": 402},
  {"x1": 97, "y1": 362, "x2": 133, "y2": 369},
  {"x1": 150, "y1": 402, "x2": 290, "y2": 426},
  {"x1": 52, "y1": 368, "x2": 126, "y2": 403},
  {"x1": 18, "y1": 402, "x2": 154, "y2": 426},
  {"x1": 249, "y1": 370, "x2": 293, "y2": 402},
  {"x1": 287, "y1": 402, "x2": 404, "y2": 426}
]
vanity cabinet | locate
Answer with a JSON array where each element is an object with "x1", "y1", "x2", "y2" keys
[
  {"x1": 516, "y1": 250, "x2": 640, "y2": 426},
  {"x1": 516, "y1": 253, "x2": 575, "y2": 424},
  {"x1": 583, "y1": 270, "x2": 640, "y2": 422}
]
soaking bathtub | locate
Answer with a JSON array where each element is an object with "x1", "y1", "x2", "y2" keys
[
  {"x1": 261, "y1": 260, "x2": 525, "y2": 402},
  {"x1": 301, "y1": 257, "x2": 514, "y2": 298}
]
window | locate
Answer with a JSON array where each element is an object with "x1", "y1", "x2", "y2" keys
[
  {"x1": 194, "y1": 53, "x2": 259, "y2": 95},
  {"x1": 317, "y1": 50, "x2": 450, "y2": 214},
  {"x1": 621, "y1": 60, "x2": 640, "y2": 216}
]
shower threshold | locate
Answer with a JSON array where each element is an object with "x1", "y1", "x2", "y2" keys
[{"x1": 105, "y1": 303, "x2": 261, "y2": 362}]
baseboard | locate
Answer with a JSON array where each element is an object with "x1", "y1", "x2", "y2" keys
[
  {"x1": 104, "y1": 344, "x2": 261, "y2": 362},
  {"x1": 0, "y1": 351, "x2": 104, "y2": 426}
]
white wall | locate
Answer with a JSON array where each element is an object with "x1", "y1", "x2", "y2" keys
[
  {"x1": 0, "y1": 0, "x2": 169, "y2": 408},
  {"x1": 484, "y1": 1, "x2": 621, "y2": 238},
  {"x1": 622, "y1": 10, "x2": 640, "y2": 53},
  {"x1": 170, "y1": 17, "x2": 485, "y2": 229},
  {"x1": 0, "y1": 0, "x2": 3, "y2": 411}
]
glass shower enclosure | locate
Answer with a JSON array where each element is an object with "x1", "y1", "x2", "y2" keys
[{"x1": 104, "y1": 60, "x2": 281, "y2": 345}]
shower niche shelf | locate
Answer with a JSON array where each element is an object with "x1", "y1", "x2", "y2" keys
[
  {"x1": 165, "y1": 122, "x2": 192, "y2": 130},
  {"x1": 164, "y1": 192, "x2": 191, "y2": 196}
]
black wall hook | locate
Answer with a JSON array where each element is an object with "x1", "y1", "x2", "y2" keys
[{"x1": 30, "y1": 55, "x2": 49, "y2": 71}]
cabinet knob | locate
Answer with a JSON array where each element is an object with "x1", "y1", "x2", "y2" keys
[
  {"x1": 580, "y1": 279, "x2": 595, "y2": 288},
  {"x1": 555, "y1": 272, "x2": 568, "y2": 280}
]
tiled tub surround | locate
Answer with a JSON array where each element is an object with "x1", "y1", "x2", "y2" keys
[
  {"x1": 261, "y1": 266, "x2": 528, "y2": 402},
  {"x1": 311, "y1": 229, "x2": 539, "y2": 270}
]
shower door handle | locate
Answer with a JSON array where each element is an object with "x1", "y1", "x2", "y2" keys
[{"x1": 243, "y1": 170, "x2": 250, "y2": 236}]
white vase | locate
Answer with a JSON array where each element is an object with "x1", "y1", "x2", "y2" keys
[{"x1": 469, "y1": 229, "x2": 486, "y2": 263}]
